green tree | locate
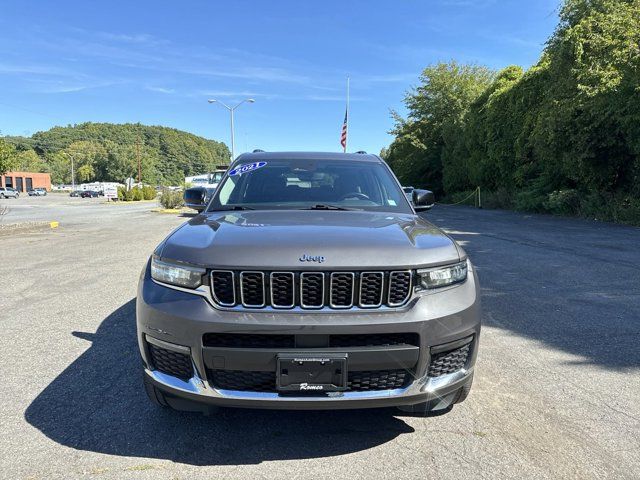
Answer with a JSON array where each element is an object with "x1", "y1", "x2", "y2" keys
[
  {"x1": 385, "y1": 0, "x2": 640, "y2": 224},
  {"x1": 3, "y1": 122, "x2": 230, "y2": 186},
  {"x1": 12, "y1": 149, "x2": 49, "y2": 172},
  {"x1": 63, "y1": 141, "x2": 107, "y2": 183},
  {"x1": 0, "y1": 138, "x2": 17, "y2": 175},
  {"x1": 384, "y1": 61, "x2": 495, "y2": 194}
]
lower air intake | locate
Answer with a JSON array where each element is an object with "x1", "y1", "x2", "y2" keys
[
  {"x1": 148, "y1": 344, "x2": 193, "y2": 380},
  {"x1": 208, "y1": 369, "x2": 412, "y2": 392},
  {"x1": 427, "y1": 342, "x2": 471, "y2": 377}
]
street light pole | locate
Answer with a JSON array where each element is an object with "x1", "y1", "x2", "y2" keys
[
  {"x1": 64, "y1": 152, "x2": 75, "y2": 190},
  {"x1": 230, "y1": 107, "x2": 235, "y2": 161},
  {"x1": 208, "y1": 98, "x2": 255, "y2": 161}
]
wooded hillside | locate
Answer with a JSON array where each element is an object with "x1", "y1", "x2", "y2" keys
[{"x1": 0, "y1": 122, "x2": 230, "y2": 186}]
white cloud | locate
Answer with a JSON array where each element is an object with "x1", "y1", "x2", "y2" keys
[
  {"x1": 0, "y1": 62, "x2": 82, "y2": 77},
  {"x1": 97, "y1": 32, "x2": 159, "y2": 44},
  {"x1": 145, "y1": 86, "x2": 175, "y2": 94},
  {"x1": 32, "y1": 80, "x2": 120, "y2": 94}
]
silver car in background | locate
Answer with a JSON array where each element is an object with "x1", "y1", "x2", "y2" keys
[{"x1": 0, "y1": 187, "x2": 19, "y2": 198}]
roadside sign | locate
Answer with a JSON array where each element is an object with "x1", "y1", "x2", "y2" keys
[{"x1": 104, "y1": 185, "x2": 118, "y2": 200}]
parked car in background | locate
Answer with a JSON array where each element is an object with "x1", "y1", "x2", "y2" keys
[
  {"x1": 0, "y1": 187, "x2": 19, "y2": 198},
  {"x1": 28, "y1": 188, "x2": 47, "y2": 196},
  {"x1": 80, "y1": 191, "x2": 100, "y2": 198},
  {"x1": 70, "y1": 190, "x2": 82, "y2": 197}
]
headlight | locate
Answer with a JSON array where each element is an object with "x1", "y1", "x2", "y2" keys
[
  {"x1": 417, "y1": 260, "x2": 468, "y2": 289},
  {"x1": 150, "y1": 256, "x2": 206, "y2": 288}
]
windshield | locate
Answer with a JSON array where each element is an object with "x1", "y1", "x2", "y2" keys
[{"x1": 208, "y1": 159, "x2": 412, "y2": 213}]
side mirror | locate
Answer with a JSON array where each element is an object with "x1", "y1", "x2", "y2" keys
[
  {"x1": 183, "y1": 187, "x2": 207, "y2": 211},
  {"x1": 412, "y1": 189, "x2": 435, "y2": 211}
]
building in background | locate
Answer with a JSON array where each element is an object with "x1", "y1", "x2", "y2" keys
[{"x1": 1, "y1": 171, "x2": 51, "y2": 192}]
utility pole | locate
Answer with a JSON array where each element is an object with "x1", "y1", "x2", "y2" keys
[
  {"x1": 136, "y1": 135, "x2": 141, "y2": 184},
  {"x1": 65, "y1": 152, "x2": 75, "y2": 191}
]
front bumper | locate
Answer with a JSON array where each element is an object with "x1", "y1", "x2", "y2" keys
[
  {"x1": 143, "y1": 362, "x2": 473, "y2": 410},
  {"x1": 136, "y1": 261, "x2": 481, "y2": 410}
]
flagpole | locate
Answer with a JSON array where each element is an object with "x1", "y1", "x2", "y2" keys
[{"x1": 345, "y1": 76, "x2": 350, "y2": 153}]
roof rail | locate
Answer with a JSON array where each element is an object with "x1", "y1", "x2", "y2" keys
[
  {"x1": 252, "y1": 149, "x2": 265, "y2": 153},
  {"x1": 355, "y1": 150, "x2": 367, "y2": 154}
]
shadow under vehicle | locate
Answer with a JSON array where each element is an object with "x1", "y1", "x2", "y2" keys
[{"x1": 25, "y1": 299, "x2": 416, "y2": 466}]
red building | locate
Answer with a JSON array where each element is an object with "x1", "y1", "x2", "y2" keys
[{"x1": 1, "y1": 171, "x2": 52, "y2": 192}]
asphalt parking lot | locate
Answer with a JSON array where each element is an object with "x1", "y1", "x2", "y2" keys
[
  {"x1": 0, "y1": 192, "x2": 155, "y2": 225},
  {"x1": 0, "y1": 201, "x2": 638, "y2": 479}
]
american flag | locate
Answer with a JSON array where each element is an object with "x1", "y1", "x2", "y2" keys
[{"x1": 340, "y1": 108, "x2": 348, "y2": 152}]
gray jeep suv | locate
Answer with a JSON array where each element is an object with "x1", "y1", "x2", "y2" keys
[{"x1": 137, "y1": 151, "x2": 480, "y2": 415}]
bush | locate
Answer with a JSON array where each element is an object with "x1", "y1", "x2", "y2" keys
[
  {"x1": 117, "y1": 185, "x2": 157, "y2": 201},
  {"x1": 142, "y1": 185, "x2": 156, "y2": 200},
  {"x1": 544, "y1": 189, "x2": 580, "y2": 215},
  {"x1": 513, "y1": 188, "x2": 548, "y2": 213},
  {"x1": 578, "y1": 192, "x2": 640, "y2": 226},
  {"x1": 480, "y1": 188, "x2": 514, "y2": 209},
  {"x1": 159, "y1": 188, "x2": 184, "y2": 209},
  {"x1": 131, "y1": 187, "x2": 143, "y2": 201}
]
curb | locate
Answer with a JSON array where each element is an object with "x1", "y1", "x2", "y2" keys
[
  {"x1": 151, "y1": 208, "x2": 185, "y2": 214},
  {"x1": 0, "y1": 220, "x2": 60, "y2": 235}
]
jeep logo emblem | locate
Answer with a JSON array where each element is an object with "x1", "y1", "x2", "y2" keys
[{"x1": 299, "y1": 254, "x2": 325, "y2": 263}]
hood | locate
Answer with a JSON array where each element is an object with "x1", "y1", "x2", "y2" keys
[{"x1": 158, "y1": 210, "x2": 462, "y2": 269}]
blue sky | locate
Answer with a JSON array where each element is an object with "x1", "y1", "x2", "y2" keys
[{"x1": 0, "y1": 0, "x2": 559, "y2": 155}]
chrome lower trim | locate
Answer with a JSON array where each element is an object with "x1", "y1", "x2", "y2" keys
[{"x1": 145, "y1": 365, "x2": 472, "y2": 402}]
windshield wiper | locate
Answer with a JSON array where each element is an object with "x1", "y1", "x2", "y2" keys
[
  {"x1": 300, "y1": 204, "x2": 355, "y2": 211},
  {"x1": 212, "y1": 205, "x2": 255, "y2": 211}
]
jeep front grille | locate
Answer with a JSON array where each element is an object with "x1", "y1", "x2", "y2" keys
[
  {"x1": 300, "y1": 272, "x2": 324, "y2": 308},
  {"x1": 210, "y1": 270, "x2": 412, "y2": 310}
]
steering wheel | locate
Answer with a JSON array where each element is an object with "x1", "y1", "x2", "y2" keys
[{"x1": 339, "y1": 192, "x2": 370, "y2": 201}]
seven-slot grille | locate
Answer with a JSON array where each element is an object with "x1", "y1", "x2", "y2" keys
[{"x1": 210, "y1": 270, "x2": 412, "y2": 309}]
